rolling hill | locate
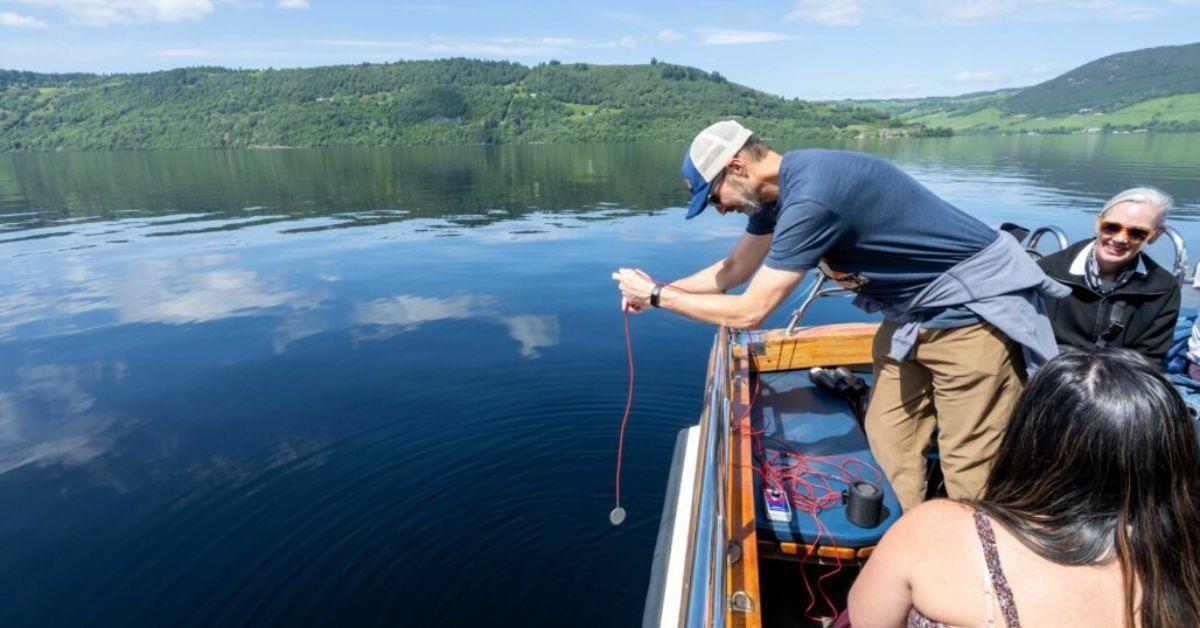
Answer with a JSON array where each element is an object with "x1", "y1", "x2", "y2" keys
[
  {"x1": 0, "y1": 59, "x2": 896, "y2": 151},
  {"x1": 848, "y1": 42, "x2": 1200, "y2": 135},
  {"x1": 1004, "y1": 42, "x2": 1200, "y2": 116}
]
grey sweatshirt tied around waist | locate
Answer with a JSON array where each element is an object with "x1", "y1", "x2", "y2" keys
[{"x1": 853, "y1": 232, "x2": 1069, "y2": 375}]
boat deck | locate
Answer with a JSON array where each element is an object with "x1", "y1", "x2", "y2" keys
[{"x1": 750, "y1": 369, "x2": 902, "y2": 560}]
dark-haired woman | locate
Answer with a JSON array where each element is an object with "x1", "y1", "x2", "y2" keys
[{"x1": 846, "y1": 348, "x2": 1200, "y2": 627}]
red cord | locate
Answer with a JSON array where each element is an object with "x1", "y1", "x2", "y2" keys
[
  {"x1": 748, "y1": 376, "x2": 881, "y2": 622},
  {"x1": 612, "y1": 283, "x2": 876, "y2": 620},
  {"x1": 614, "y1": 307, "x2": 634, "y2": 506},
  {"x1": 613, "y1": 274, "x2": 687, "y2": 508}
]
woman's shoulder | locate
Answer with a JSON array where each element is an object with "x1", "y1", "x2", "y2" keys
[
  {"x1": 1137, "y1": 254, "x2": 1182, "y2": 294},
  {"x1": 853, "y1": 500, "x2": 997, "y2": 625},
  {"x1": 893, "y1": 499, "x2": 974, "y2": 532},
  {"x1": 1036, "y1": 239, "x2": 1091, "y2": 277},
  {"x1": 875, "y1": 499, "x2": 979, "y2": 560}
]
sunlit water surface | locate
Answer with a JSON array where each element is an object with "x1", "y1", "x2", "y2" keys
[{"x1": 0, "y1": 134, "x2": 1198, "y2": 626}]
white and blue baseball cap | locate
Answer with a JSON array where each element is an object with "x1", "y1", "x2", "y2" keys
[{"x1": 682, "y1": 119, "x2": 753, "y2": 219}]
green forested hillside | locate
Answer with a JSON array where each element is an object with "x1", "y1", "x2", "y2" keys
[
  {"x1": 848, "y1": 42, "x2": 1200, "y2": 134},
  {"x1": 1003, "y1": 42, "x2": 1200, "y2": 115},
  {"x1": 0, "y1": 59, "x2": 892, "y2": 151},
  {"x1": 847, "y1": 89, "x2": 1018, "y2": 121}
]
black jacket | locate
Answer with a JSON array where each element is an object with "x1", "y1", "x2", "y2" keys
[{"x1": 1037, "y1": 239, "x2": 1181, "y2": 363}]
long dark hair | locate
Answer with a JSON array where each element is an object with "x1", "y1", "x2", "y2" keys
[{"x1": 976, "y1": 349, "x2": 1200, "y2": 627}]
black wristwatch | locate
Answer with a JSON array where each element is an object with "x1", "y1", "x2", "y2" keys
[{"x1": 650, "y1": 284, "x2": 664, "y2": 308}]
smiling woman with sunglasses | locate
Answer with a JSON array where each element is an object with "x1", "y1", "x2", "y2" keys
[{"x1": 1036, "y1": 187, "x2": 1181, "y2": 363}]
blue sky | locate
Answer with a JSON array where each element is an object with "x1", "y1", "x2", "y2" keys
[{"x1": 0, "y1": 0, "x2": 1197, "y2": 99}]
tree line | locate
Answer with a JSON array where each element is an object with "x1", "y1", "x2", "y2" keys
[{"x1": 0, "y1": 59, "x2": 898, "y2": 151}]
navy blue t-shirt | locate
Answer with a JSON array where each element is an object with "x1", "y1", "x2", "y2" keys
[{"x1": 747, "y1": 149, "x2": 997, "y2": 327}]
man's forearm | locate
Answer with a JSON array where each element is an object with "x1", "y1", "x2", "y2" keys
[
  {"x1": 657, "y1": 286, "x2": 767, "y2": 329},
  {"x1": 669, "y1": 257, "x2": 754, "y2": 294}
]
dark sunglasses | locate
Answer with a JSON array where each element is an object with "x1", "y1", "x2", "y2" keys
[
  {"x1": 1099, "y1": 221, "x2": 1153, "y2": 243},
  {"x1": 707, "y1": 170, "x2": 727, "y2": 207}
]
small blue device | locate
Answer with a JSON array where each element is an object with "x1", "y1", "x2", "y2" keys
[{"x1": 764, "y1": 488, "x2": 792, "y2": 523}]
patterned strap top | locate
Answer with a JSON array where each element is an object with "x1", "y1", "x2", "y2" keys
[{"x1": 905, "y1": 509, "x2": 1022, "y2": 628}]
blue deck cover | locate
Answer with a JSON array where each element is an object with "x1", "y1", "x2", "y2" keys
[{"x1": 752, "y1": 370, "x2": 902, "y2": 549}]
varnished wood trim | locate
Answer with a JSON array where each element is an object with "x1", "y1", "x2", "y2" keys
[
  {"x1": 765, "y1": 541, "x2": 872, "y2": 565},
  {"x1": 736, "y1": 323, "x2": 880, "y2": 373},
  {"x1": 726, "y1": 333, "x2": 762, "y2": 628}
]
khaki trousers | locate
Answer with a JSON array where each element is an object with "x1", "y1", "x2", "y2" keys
[{"x1": 865, "y1": 321, "x2": 1025, "y2": 511}]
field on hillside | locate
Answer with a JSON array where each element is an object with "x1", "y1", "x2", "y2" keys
[{"x1": 903, "y1": 94, "x2": 1200, "y2": 134}]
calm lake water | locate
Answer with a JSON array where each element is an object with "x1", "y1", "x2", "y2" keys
[{"x1": 1, "y1": 134, "x2": 1198, "y2": 626}]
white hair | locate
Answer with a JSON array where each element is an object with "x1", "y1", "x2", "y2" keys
[{"x1": 1100, "y1": 187, "x2": 1174, "y2": 226}]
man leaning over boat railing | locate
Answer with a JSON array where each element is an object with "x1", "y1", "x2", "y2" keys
[{"x1": 611, "y1": 119, "x2": 1068, "y2": 512}]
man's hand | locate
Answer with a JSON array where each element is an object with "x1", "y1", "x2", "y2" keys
[{"x1": 612, "y1": 268, "x2": 656, "y2": 312}]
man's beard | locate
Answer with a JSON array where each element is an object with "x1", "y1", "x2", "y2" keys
[{"x1": 724, "y1": 179, "x2": 763, "y2": 215}]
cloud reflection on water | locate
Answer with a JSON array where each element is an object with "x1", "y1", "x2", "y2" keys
[
  {"x1": 111, "y1": 259, "x2": 315, "y2": 325},
  {"x1": 352, "y1": 294, "x2": 559, "y2": 359},
  {"x1": 0, "y1": 253, "x2": 321, "y2": 340},
  {"x1": 0, "y1": 363, "x2": 126, "y2": 477},
  {"x1": 501, "y1": 315, "x2": 560, "y2": 358}
]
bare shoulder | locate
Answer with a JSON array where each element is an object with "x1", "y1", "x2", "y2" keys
[
  {"x1": 849, "y1": 499, "x2": 980, "y2": 623},
  {"x1": 868, "y1": 499, "x2": 978, "y2": 578},
  {"x1": 884, "y1": 499, "x2": 974, "y2": 544}
]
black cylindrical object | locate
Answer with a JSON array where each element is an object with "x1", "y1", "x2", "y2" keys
[{"x1": 846, "y1": 480, "x2": 884, "y2": 528}]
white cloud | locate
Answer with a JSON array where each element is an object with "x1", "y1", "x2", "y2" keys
[
  {"x1": 10, "y1": 0, "x2": 215, "y2": 26},
  {"x1": 924, "y1": 0, "x2": 1161, "y2": 21},
  {"x1": 154, "y1": 47, "x2": 214, "y2": 57},
  {"x1": 657, "y1": 28, "x2": 683, "y2": 42},
  {"x1": 424, "y1": 35, "x2": 583, "y2": 56},
  {"x1": 1030, "y1": 63, "x2": 1057, "y2": 77},
  {"x1": 312, "y1": 35, "x2": 590, "y2": 57},
  {"x1": 695, "y1": 28, "x2": 797, "y2": 45},
  {"x1": 277, "y1": 0, "x2": 307, "y2": 8},
  {"x1": 940, "y1": 0, "x2": 1019, "y2": 19},
  {"x1": 595, "y1": 35, "x2": 640, "y2": 50},
  {"x1": 0, "y1": 11, "x2": 48, "y2": 27},
  {"x1": 309, "y1": 38, "x2": 398, "y2": 48},
  {"x1": 948, "y1": 69, "x2": 1005, "y2": 84},
  {"x1": 1064, "y1": 0, "x2": 1159, "y2": 20},
  {"x1": 786, "y1": 0, "x2": 863, "y2": 26}
]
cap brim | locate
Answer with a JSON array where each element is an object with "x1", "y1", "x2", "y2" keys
[{"x1": 685, "y1": 184, "x2": 710, "y2": 219}]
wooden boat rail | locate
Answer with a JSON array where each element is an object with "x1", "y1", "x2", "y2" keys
[
  {"x1": 664, "y1": 321, "x2": 882, "y2": 628},
  {"x1": 671, "y1": 326, "x2": 734, "y2": 628}
]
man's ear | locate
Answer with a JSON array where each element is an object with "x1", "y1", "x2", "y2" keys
[
  {"x1": 1148, "y1": 228, "x2": 1163, "y2": 245},
  {"x1": 725, "y1": 157, "x2": 748, "y2": 179}
]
